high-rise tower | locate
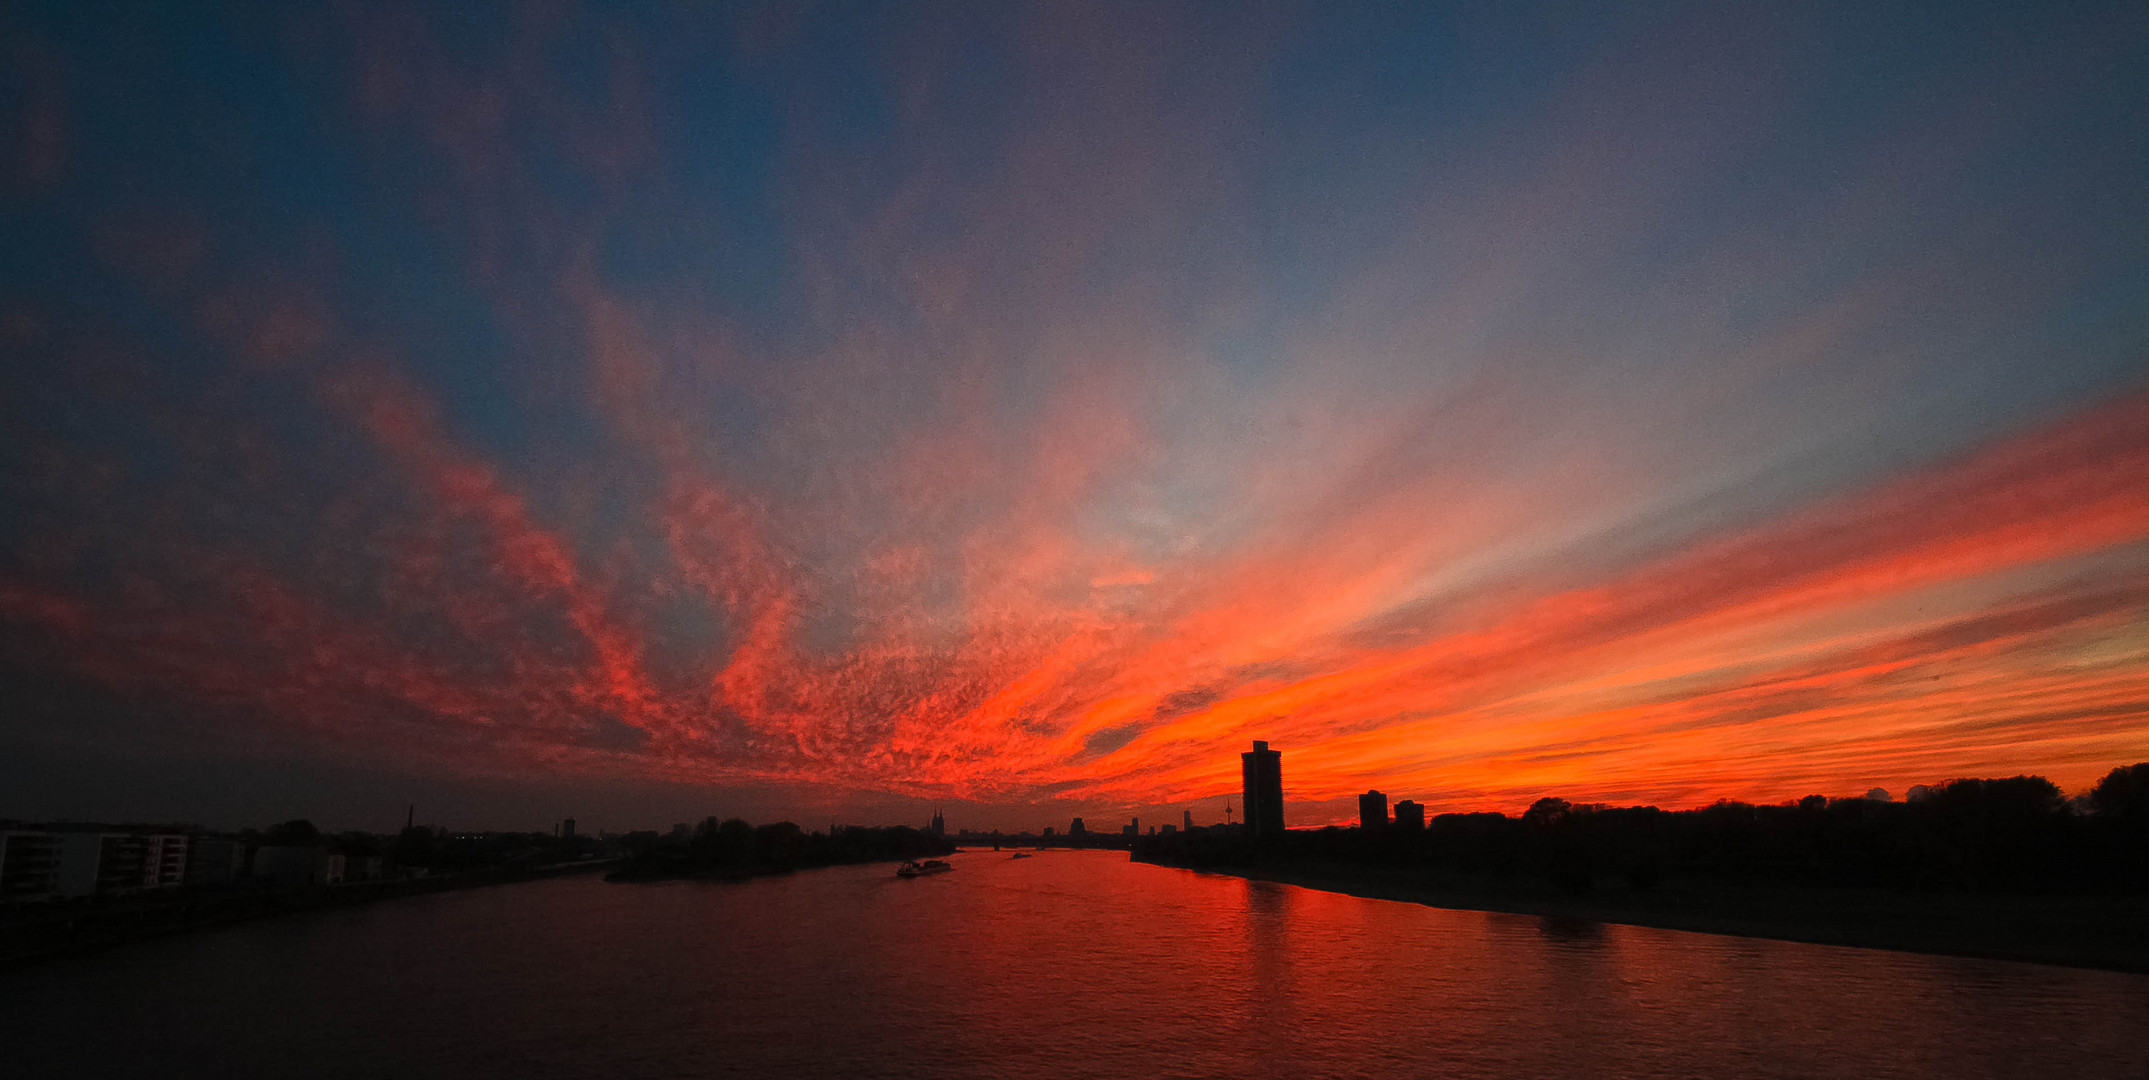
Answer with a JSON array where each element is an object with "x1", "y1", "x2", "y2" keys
[
  {"x1": 1358, "y1": 790, "x2": 1388, "y2": 832},
  {"x1": 1394, "y1": 800, "x2": 1425, "y2": 830},
  {"x1": 1241, "y1": 740, "x2": 1285, "y2": 842}
]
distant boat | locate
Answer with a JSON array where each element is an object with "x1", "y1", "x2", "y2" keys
[
  {"x1": 896, "y1": 859, "x2": 952, "y2": 878},
  {"x1": 1010, "y1": 852, "x2": 1032, "y2": 860}
]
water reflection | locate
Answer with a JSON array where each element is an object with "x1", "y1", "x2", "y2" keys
[
  {"x1": 0, "y1": 850, "x2": 2144, "y2": 1080},
  {"x1": 1535, "y1": 915, "x2": 1606, "y2": 945}
]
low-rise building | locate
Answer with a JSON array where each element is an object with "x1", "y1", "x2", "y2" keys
[
  {"x1": 94, "y1": 834, "x2": 147, "y2": 893},
  {"x1": 53, "y1": 833, "x2": 105, "y2": 897},
  {"x1": 253, "y1": 845, "x2": 340, "y2": 888},
  {"x1": 139, "y1": 834, "x2": 189, "y2": 889},
  {"x1": 186, "y1": 838, "x2": 248, "y2": 884},
  {"x1": 0, "y1": 831, "x2": 63, "y2": 901},
  {"x1": 2, "y1": 829, "x2": 191, "y2": 900}
]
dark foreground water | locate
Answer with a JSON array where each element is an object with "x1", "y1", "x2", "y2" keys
[{"x1": 3, "y1": 850, "x2": 2145, "y2": 1079}]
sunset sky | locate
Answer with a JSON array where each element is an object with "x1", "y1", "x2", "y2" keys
[{"x1": 2, "y1": 2, "x2": 2146, "y2": 833}]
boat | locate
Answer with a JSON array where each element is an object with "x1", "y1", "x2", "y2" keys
[
  {"x1": 896, "y1": 859, "x2": 953, "y2": 878},
  {"x1": 1010, "y1": 852, "x2": 1032, "y2": 859}
]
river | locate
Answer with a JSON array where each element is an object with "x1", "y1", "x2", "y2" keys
[{"x1": 2, "y1": 848, "x2": 2143, "y2": 1078}]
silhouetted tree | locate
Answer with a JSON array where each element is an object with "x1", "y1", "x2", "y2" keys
[
  {"x1": 755, "y1": 821, "x2": 806, "y2": 867},
  {"x1": 2087, "y1": 763, "x2": 2149, "y2": 891},
  {"x1": 716, "y1": 818, "x2": 754, "y2": 863},
  {"x1": 1130, "y1": 764, "x2": 2149, "y2": 897},
  {"x1": 1909, "y1": 776, "x2": 2065, "y2": 889},
  {"x1": 1928, "y1": 775, "x2": 2062, "y2": 816},
  {"x1": 337, "y1": 832, "x2": 384, "y2": 857},
  {"x1": 1522, "y1": 797, "x2": 1571, "y2": 828},
  {"x1": 393, "y1": 825, "x2": 437, "y2": 867},
  {"x1": 609, "y1": 818, "x2": 952, "y2": 881},
  {"x1": 2090, "y1": 763, "x2": 2149, "y2": 823},
  {"x1": 265, "y1": 819, "x2": 320, "y2": 845}
]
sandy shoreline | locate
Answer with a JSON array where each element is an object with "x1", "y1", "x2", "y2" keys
[{"x1": 1137, "y1": 857, "x2": 2149, "y2": 974}]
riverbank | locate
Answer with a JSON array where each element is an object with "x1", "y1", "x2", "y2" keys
[
  {"x1": 604, "y1": 853, "x2": 906, "y2": 883},
  {"x1": 603, "y1": 820, "x2": 953, "y2": 883},
  {"x1": 0, "y1": 858, "x2": 618, "y2": 969},
  {"x1": 1136, "y1": 856, "x2": 2149, "y2": 973}
]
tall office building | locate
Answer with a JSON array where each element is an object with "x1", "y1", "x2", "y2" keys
[
  {"x1": 1241, "y1": 741, "x2": 1285, "y2": 841},
  {"x1": 1359, "y1": 790, "x2": 1389, "y2": 831},
  {"x1": 1393, "y1": 800, "x2": 1425, "y2": 831},
  {"x1": 1183, "y1": 810, "x2": 1193, "y2": 831}
]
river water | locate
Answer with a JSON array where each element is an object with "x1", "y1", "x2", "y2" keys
[{"x1": 2, "y1": 849, "x2": 2143, "y2": 1079}]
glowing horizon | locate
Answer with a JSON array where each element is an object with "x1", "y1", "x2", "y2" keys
[{"x1": 2, "y1": 3, "x2": 2146, "y2": 830}]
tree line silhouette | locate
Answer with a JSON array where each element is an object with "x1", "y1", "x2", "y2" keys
[
  {"x1": 606, "y1": 819, "x2": 956, "y2": 882},
  {"x1": 1137, "y1": 764, "x2": 2149, "y2": 895}
]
